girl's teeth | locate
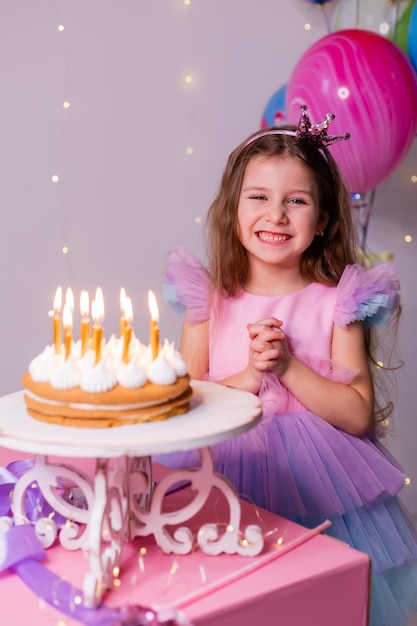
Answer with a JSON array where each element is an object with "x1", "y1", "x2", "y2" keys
[{"x1": 258, "y1": 233, "x2": 289, "y2": 242}]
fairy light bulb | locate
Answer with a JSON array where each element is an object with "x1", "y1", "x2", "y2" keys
[
  {"x1": 184, "y1": 74, "x2": 193, "y2": 83},
  {"x1": 63, "y1": 101, "x2": 70, "y2": 109},
  {"x1": 58, "y1": 24, "x2": 65, "y2": 32},
  {"x1": 405, "y1": 235, "x2": 412, "y2": 243},
  {"x1": 337, "y1": 87, "x2": 350, "y2": 99},
  {"x1": 51, "y1": 175, "x2": 59, "y2": 182},
  {"x1": 411, "y1": 175, "x2": 417, "y2": 183},
  {"x1": 186, "y1": 146, "x2": 193, "y2": 154}
]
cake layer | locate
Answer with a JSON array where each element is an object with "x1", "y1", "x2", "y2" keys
[
  {"x1": 22, "y1": 372, "x2": 190, "y2": 408},
  {"x1": 24, "y1": 386, "x2": 193, "y2": 428}
]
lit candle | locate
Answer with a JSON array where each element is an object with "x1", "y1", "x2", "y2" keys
[
  {"x1": 63, "y1": 303, "x2": 73, "y2": 359},
  {"x1": 91, "y1": 287, "x2": 104, "y2": 365},
  {"x1": 148, "y1": 290, "x2": 159, "y2": 360},
  {"x1": 80, "y1": 290, "x2": 90, "y2": 356},
  {"x1": 122, "y1": 296, "x2": 133, "y2": 364},
  {"x1": 53, "y1": 286, "x2": 62, "y2": 354},
  {"x1": 120, "y1": 287, "x2": 127, "y2": 337}
]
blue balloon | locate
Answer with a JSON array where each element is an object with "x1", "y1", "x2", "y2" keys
[
  {"x1": 261, "y1": 84, "x2": 287, "y2": 128},
  {"x1": 409, "y1": 0, "x2": 417, "y2": 72}
]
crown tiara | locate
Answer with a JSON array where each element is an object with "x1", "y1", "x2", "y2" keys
[{"x1": 244, "y1": 104, "x2": 350, "y2": 149}]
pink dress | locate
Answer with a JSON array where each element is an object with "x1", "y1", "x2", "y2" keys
[{"x1": 160, "y1": 245, "x2": 417, "y2": 626}]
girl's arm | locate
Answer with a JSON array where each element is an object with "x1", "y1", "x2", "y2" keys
[
  {"x1": 179, "y1": 319, "x2": 209, "y2": 380},
  {"x1": 179, "y1": 318, "x2": 271, "y2": 393},
  {"x1": 278, "y1": 321, "x2": 374, "y2": 436}
]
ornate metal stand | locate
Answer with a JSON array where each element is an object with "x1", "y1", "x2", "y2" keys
[{"x1": 9, "y1": 448, "x2": 264, "y2": 607}]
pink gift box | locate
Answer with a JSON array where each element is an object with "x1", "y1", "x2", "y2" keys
[{"x1": 0, "y1": 448, "x2": 370, "y2": 626}]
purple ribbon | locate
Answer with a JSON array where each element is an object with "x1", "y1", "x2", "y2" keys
[
  {"x1": 1, "y1": 459, "x2": 67, "y2": 524},
  {"x1": 0, "y1": 460, "x2": 193, "y2": 626}
]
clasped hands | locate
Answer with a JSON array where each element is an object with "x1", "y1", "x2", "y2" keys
[{"x1": 247, "y1": 316, "x2": 291, "y2": 381}]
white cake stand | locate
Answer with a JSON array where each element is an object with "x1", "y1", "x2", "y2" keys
[{"x1": 0, "y1": 380, "x2": 263, "y2": 607}]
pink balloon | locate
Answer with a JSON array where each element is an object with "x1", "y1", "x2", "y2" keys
[{"x1": 286, "y1": 29, "x2": 417, "y2": 192}]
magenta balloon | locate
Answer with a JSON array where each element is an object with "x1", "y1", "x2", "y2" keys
[{"x1": 286, "y1": 29, "x2": 417, "y2": 192}]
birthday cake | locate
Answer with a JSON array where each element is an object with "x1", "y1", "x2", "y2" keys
[
  {"x1": 22, "y1": 336, "x2": 192, "y2": 428},
  {"x1": 22, "y1": 287, "x2": 192, "y2": 428}
]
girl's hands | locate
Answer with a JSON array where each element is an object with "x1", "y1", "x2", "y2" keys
[
  {"x1": 247, "y1": 317, "x2": 291, "y2": 379},
  {"x1": 213, "y1": 317, "x2": 293, "y2": 395}
]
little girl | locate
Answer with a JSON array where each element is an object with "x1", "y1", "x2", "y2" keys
[{"x1": 160, "y1": 106, "x2": 417, "y2": 626}]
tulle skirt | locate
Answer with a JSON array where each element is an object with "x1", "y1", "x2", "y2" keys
[{"x1": 156, "y1": 410, "x2": 417, "y2": 626}]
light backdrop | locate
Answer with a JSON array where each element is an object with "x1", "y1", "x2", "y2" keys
[{"x1": 0, "y1": 0, "x2": 416, "y2": 513}]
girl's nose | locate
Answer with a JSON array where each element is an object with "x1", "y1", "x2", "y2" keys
[{"x1": 268, "y1": 203, "x2": 288, "y2": 223}]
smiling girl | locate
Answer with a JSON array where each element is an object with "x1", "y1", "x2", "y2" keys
[{"x1": 161, "y1": 106, "x2": 417, "y2": 626}]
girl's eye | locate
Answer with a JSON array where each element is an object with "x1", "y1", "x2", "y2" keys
[
  {"x1": 288, "y1": 198, "x2": 306, "y2": 205},
  {"x1": 250, "y1": 194, "x2": 267, "y2": 201}
]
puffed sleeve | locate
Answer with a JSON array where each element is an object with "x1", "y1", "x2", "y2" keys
[
  {"x1": 162, "y1": 244, "x2": 211, "y2": 324},
  {"x1": 334, "y1": 262, "x2": 400, "y2": 329}
]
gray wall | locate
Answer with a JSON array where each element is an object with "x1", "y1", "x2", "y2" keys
[{"x1": 0, "y1": 1, "x2": 416, "y2": 513}]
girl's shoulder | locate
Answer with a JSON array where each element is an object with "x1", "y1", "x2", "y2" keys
[
  {"x1": 163, "y1": 245, "x2": 211, "y2": 324},
  {"x1": 334, "y1": 262, "x2": 400, "y2": 329}
]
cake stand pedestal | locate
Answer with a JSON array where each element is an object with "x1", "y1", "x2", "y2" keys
[{"x1": 0, "y1": 381, "x2": 263, "y2": 607}]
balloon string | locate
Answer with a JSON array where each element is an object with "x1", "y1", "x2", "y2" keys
[
  {"x1": 320, "y1": 5, "x2": 332, "y2": 34},
  {"x1": 361, "y1": 188, "x2": 376, "y2": 252},
  {"x1": 355, "y1": 0, "x2": 360, "y2": 28},
  {"x1": 392, "y1": 1, "x2": 399, "y2": 41}
]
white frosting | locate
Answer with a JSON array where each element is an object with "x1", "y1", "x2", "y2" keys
[
  {"x1": 147, "y1": 351, "x2": 177, "y2": 385},
  {"x1": 28, "y1": 334, "x2": 188, "y2": 393},
  {"x1": 80, "y1": 360, "x2": 117, "y2": 393},
  {"x1": 49, "y1": 355, "x2": 81, "y2": 390},
  {"x1": 28, "y1": 345, "x2": 64, "y2": 383},
  {"x1": 116, "y1": 358, "x2": 147, "y2": 389},
  {"x1": 163, "y1": 339, "x2": 188, "y2": 377}
]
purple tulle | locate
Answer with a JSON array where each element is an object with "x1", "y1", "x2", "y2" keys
[
  {"x1": 334, "y1": 262, "x2": 400, "y2": 329},
  {"x1": 163, "y1": 245, "x2": 210, "y2": 324}
]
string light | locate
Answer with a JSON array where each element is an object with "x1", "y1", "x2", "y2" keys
[
  {"x1": 411, "y1": 175, "x2": 417, "y2": 183},
  {"x1": 337, "y1": 87, "x2": 350, "y2": 99},
  {"x1": 304, "y1": 23, "x2": 311, "y2": 31},
  {"x1": 184, "y1": 74, "x2": 193, "y2": 84},
  {"x1": 62, "y1": 246, "x2": 69, "y2": 255},
  {"x1": 57, "y1": 24, "x2": 65, "y2": 32},
  {"x1": 51, "y1": 175, "x2": 59, "y2": 183},
  {"x1": 63, "y1": 101, "x2": 70, "y2": 109},
  {"x1": 405, "y1": 235, "x2": 412, "y2": 243}
]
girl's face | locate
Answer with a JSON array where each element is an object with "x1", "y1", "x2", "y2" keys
[{"x1": 237, "y1": 155, "x2": 325, "y2": 273}]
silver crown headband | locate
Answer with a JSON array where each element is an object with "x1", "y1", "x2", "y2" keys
[{"x1": 244, "y1": 104, "x2": 350, "y2": 150}]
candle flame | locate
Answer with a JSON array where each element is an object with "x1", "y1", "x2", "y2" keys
[
  {"x1": 148, "y1": 290, "x2": 159, "y2": 322},
  {"x1": 53, "y1": 286, "x2": 62, "y2": 314},
  {"x1": 125, "y1": 296, "x2": 133, "y2": 323},
  {"x1": 63, "y1": 303, "x2": 73, "y2": 331},
  {"x1": 65, "y1": 287, "x2": 74, "y2": 312},
  {"x1": 120, "y1": 287, "x2": 126, "y2": 313},
  {"x1": 93, "y1": 287, "x2": 105, "y2": 322},
  {"x1": 80, "y1": 290, "x2": 89, "y2": 317}
]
